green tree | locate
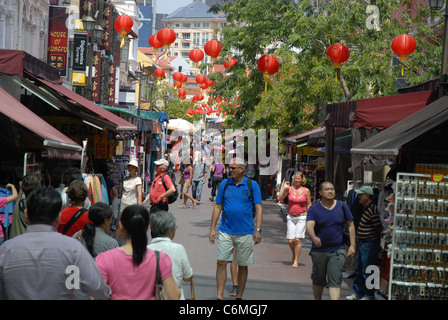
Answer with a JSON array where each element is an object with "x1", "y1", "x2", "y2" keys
[{"x1": 209, "y1": 0, "x2": 440, "y2": 136}]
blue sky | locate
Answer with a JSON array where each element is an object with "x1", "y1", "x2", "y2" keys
[{"x1": 156, "y1": 0, "x2": 193, "y2": 14}]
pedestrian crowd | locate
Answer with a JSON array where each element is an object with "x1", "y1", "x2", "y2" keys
[{"x1": 0, "y1": 155, "x2": 382, "y2": 300}]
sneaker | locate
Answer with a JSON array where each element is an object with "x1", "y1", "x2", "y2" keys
[
  {"x1": 266, "y1": 197, "x2": 274, "y2": 201},
  {"x1": 346, "y1": 294, "x2": 361, "y2": 300},
  {"x1": 361, "y1": 296, "x2": 374, "y2": 300}
]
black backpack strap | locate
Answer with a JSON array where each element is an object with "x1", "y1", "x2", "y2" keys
[
  {"x1": 62, "y1": 208, "x2": 87, "y2": 235},
  {"x1": 161, "y1": 173, "x2": 168, "y2": 191}
]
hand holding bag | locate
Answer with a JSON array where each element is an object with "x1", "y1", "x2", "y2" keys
[{"x1": 155, "y1": 251, "x2": 168, "y2": 300}]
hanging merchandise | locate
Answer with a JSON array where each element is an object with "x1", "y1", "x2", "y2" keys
[{"x1": 389, "y1": 172, "x2": 448, "y2": 300}]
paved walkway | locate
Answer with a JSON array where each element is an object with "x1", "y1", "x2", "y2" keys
[{"x1": 151, "y1": 174, "x2": 353, "y2": 300}]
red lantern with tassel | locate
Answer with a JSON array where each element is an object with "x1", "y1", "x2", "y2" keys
[
  {"x1": 114, "y1": 15, "x2": 134, "y2": 48},
  {"x1": 157, "y1": 28, "x2": 176, "y2": 49},
  {"x1": 391, "y1": 34, "x2": 416, "y2": 76},
  {"x1": 257, "y1": 55, "x2": 279, "y2": 92},
  {"x1": 195, "y1": 74, "x2": 207, "y2": 84},
  {"x1": 206, "y1": 78, "x2": 214, "y2": 87},
  {"x1": 148, "y1": 34, "x2": 163, "y2": 52},
  {"x1": 189, "y1": 48, "x2": 205, "y2": 66},
  {"x1": 326, "y1": 43, "x2": 350, "y2": 69},
  {"x1": 178, "y1": 89, "x2": 186, "y2": 97},
  {"x1": 154, "y1": 68, "x2": 165, "y2": 80},
  {"x1": 204, "y1": 40, "x2": 222, "y2": 62}
]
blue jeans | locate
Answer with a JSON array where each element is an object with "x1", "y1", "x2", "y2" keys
[
  {"x1": 353, "y1": 241, "x2": 379, "y2": 299},
  {"x1": 192, "y1": 180, "x2": 204, "y2": 202}
]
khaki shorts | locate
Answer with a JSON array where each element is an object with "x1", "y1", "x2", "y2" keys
[
  {"x1": 217, "y1": 231, "x2": 254, "y2": 266},
  {"x1": 182, "y1": 181, "x2": 190, "y2": 194},
  {"x1": 310, "y1": 249, "x2": 347, "y2": 288}
]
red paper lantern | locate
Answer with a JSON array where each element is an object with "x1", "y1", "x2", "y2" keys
[
  {"x1": 157, "y1": 28, "x2": 176, "y2": 49},
  {"x1": 326, "y1": 43, "x2": 350, "y2": 69},
  {"x1": 114, "y1": 15, "x2": 133, "y2": 36},
  {"x1": 178, "y1": 89, "x2": 186, "y2": 97},
  {"x1": 195, "y1": 74, "x2": 207, "y2": 84},
  {"x1": 204, "y1": 40, "x2": 222, "y2": 62},
  {"x1": 114, "y1": 15, "x2": 133, "y2": 47},
  {"x1": 391, "y1": 34, "x2": 417, "y2": 62},
  {"x1": 189, "y1": 48, "x2": 205, "y2": 66},
  {"x1": 224, "y1": 57, "x2": 237, "y2": 69},
  {"x1": 181, "y1": 74, "x2": 188, "y2": 83},
  {"x1": 257, "y1": 55, "x2": 280, "y2": 79},
  {"x1": 194, "y1": 94, "x2": 204, "y2": 101},
  {"x1": 174, "y1": 82, "x2": 182, "y2": 89},
  {"x1": 172, "y1": 72, "x2": 183, "y2": 82},
  {"x1": 154, "y1": 68, "x2": 165, "y2": 79},
  {"x1": 148, "y1": 35, "x2": 163, "y2": 52},
  {"x1": 205, "y1": 79, "x2": 214, "y2": 87}
]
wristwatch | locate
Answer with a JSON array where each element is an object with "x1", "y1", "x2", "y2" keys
[{"x1": 256, "y1": 228, "x2": 262, "y2": 232}]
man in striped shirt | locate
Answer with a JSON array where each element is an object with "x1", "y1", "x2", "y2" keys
[{"x1": 346, "y1": 186, "x2": 383, "y2": 300}]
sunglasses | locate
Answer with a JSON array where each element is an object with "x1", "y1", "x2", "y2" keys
[{"x1": 229, "y1": 167, "x2": 240, "y2": 170}]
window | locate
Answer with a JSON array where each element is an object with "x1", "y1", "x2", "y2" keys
[
  {"x1": 202, "y1": 23, "x2": 210, "y2": 27},
  {"x1": 183, "y1": 23, "x2": 191, "y2": 28},
  {"x1": 182, "y1": 33, "x2": 191, "y2": 40},
  {"x1": 181, "y1": 52, "x2": 189, "y2": 59},
  {"x1": 182, "y1": 42, "x2": 190, "y2": 49},
  {"x1": 193, "y1": 23, "x2": 201, "y2": 28},
  {"x1": 202, "y1": 33, "x2": 209, "y2": 45},
  {"x1": 193, "y1": 33, "x2": 200, "y2": 47}
]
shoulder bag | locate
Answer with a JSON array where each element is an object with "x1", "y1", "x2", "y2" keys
[{"x1": 155, "y1": 251, "x2": 168, "y2": 300}]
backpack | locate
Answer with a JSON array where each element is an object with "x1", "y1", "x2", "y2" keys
[
  {"x1": 222, "y1": 178, "x2": 257, "y2": 218},
  {"x1": 339, "y1": 201, "x2": 350, "y2": 246},
  {"x1": 161, "y1": 173, "x2": 179, "y2": 204}
]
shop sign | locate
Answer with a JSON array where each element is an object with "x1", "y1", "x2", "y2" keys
[
  {"x1": 431, "y1": 173, "x2": 444, "y2": 182},
  {"x1": 94, "y1": 135, "x2": 114, "y2": 160},
  {"x1": 72, "y1": 72, "x2": 86, "y2": 86},
  {"x1": 47, "y1": 6, "x2": 68, "y2": 76},
  {"x1": 73, "y1": 33, "x2": 88, "y2": 71}
]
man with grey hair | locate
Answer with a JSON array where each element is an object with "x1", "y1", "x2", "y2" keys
[{"x1": 148, "y1": 211, "x2": 193, "y2": 300}]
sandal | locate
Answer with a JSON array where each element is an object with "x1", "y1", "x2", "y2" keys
[
  {"x1": 229, "y1": 286, "x2": 238, "y2": 297},
  {"x1": 178, "y1": 204, "x2": 187, "y2": 209},
  {"x1": 192, "y1": 200, "x2": 197, "y2": 208}
]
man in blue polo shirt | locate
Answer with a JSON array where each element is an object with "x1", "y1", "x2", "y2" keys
[{"x1": 209, "y1": 159, "x2": 263, "y2": 300}]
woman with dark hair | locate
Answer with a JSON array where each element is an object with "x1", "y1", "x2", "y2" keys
[
  {"x1": 73, "y1": 202, "x2": 118, "y2": 257},
  {"x1": 95, "y1": 205, "x2": 180, "y2": 300}
]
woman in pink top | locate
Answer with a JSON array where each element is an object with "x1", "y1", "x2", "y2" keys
[
  {"x1": 96, "y1": 205, "x2": 180, "y2": 300},
  {"x1": 278, "y1": 172, "x2": 311, "y2": 268}
]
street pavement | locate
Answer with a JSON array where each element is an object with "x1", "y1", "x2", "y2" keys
[{"x1": 148, "y1": 174, "x2": 354, "y2": 301}]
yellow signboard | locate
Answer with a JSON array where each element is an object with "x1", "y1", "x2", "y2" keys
[{"x1": 72, "y1": 72, "x2": 86, "y2": 86}]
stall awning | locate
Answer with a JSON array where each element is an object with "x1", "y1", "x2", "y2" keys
[
  {"x1": 99, "y1": 104, "x2": 163, "y2": 122},
  {"x1": 325, "y1": 90, "x2": 438, "y2": 129},
  {"x1": 282, "y1": 127, "x2": 325, "y2": 144},
  {"x1": 0, "y1": 87, "x2": 82, "y2": 159},
  {"x1": 37, "y1": 78, "x2": 137, "y2": 132},
  {"x1": 353, "y1": 90, "x2": 438, "y2": 129},
  {"x1": 350, "y1": 96, "x2": 448, "y2": 171}
]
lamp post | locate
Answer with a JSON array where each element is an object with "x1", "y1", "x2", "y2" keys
[
  {"x1": 429, "y1": 0, "x2": 448, "y2": 97},
  {"x1": 163, "y1": 92, "x2": 170, "y2": 155},
  {"x1": 82, "y1": 12, "x2": 104, "y2": 100}
]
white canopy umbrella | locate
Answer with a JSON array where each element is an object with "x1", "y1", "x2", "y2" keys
[{"x1": 167, "y1": 118, "x2": 198, "y2": 133}]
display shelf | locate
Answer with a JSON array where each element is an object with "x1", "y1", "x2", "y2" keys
[{"x1": 389, "y1": 173, "x2": 448, "y2": 300}]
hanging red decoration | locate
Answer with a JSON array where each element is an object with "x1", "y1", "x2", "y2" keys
[
  {"x1": 181, "y1": 74, "x2": 188, "y2": 83},
  {"x1": 391, "y1": 34, "x2": 416, "y2": 62},
  {"x1": 224, "y1": 57, "x2": 237, "y2": 69},
  {"x1": 326, "y1": 43, "x2": 350, "y2": 69},
  {"x1": 257, "y1": 55, "x2": 279, "y2": 92},
  {"x1": 148, "y1": 34, "x2": 163, "y2": 52},
  {"x1": 172, "y1": 72, "x2": 183, "y2": 83},
  {"x1": 154, "y1": 68, "x2": 165, "y2": 79},
  {"x1": 195, "y1": 74, "x2": 207, "y2": 84},
  {"x1": 189, "y1": 48, "x2": 205, "y2": 66},
  {"x1": 204, "y1": 40, "x2": 222, "y2": 62},
  {"x1": 205, "y1": 79, "x2": 214, "y2": 87},
  {"x1": 157, "y1": 28, "x2": 176, "y2": 49},
  {"x1": 199, "y1": 83, "x2": 208, "y2": 90},
  {"x1": 173, "y1": 82, "x2": 182, "y2": 89},
  {"x1": 114, "y1": 15, "x2": 134, "y2": 48},
  {"x1": 178, "y1": 89, "x2": 186, "y2": 97}
]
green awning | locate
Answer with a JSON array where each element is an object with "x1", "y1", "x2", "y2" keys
[{"x1": 99, "y1": 105, "x2": 163, "y2": 122}]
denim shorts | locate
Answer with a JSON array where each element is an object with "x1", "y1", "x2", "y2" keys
[
  {"x1": 217, "y1": 231, "x2": 254, "y2": 266},
  {"x1": 310, "y1": 249, "x2": 347, "y2": 288}
]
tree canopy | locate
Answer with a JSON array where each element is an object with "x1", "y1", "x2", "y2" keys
[{"x1": 208, "y1": 0, "x2": 441, "y2": 136}]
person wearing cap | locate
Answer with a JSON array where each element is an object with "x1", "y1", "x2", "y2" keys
[
  {"x1": 346, "y1": 185, "x2": 382, "y2": 301},
  {"x1": 149, "y1": 159, "x2": 176, "y2": 213},
  {"x1": 116, "y1": 160, "x2": 143, "y2": 241}
]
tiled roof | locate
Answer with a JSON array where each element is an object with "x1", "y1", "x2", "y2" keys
[{"x1": 164, "y1": 0, "x2": 225, "y2": 19}]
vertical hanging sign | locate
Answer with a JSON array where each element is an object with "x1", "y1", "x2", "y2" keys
[
  {"x1": 47, "y1": 6, "x2": 68, "y2": 76},
  {"x1": 92, "y1": 50, "x2": 101, "y2": 102},
  {"x1": 108, "y1": 63, "x2": 116, "y2": 106}
]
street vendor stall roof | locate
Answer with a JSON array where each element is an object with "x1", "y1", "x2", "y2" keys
[
  {"x1": 350, "y1": 96, "x2": 448, "y2": 171},
  {"x1": 0, "y1": 86, "x2": 81, "y2": 159},
  {"x1": 282, "y1": 127, "x2": 325, "y2": 144}
]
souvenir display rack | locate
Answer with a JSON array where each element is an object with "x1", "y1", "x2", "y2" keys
[{"x1": 389, "y1": 172, "x2": 448, "y2": 300}]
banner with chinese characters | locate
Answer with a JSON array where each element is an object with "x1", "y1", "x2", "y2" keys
[
  {"x1": 79, "y1": 0, "x2": 94, "y2": 20},
  {"x1": 100, "y1": 3, "x2": 113, "y2": 51},
  {"x1": 92, "y1": 50, "x2": 101, "y2": 102},
  {"x1": 108, "y1": 62, "x2": 116, "y2": 106},
  {"x1": 47, "y1": 6, "x2": 68, "y2": 76}
]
